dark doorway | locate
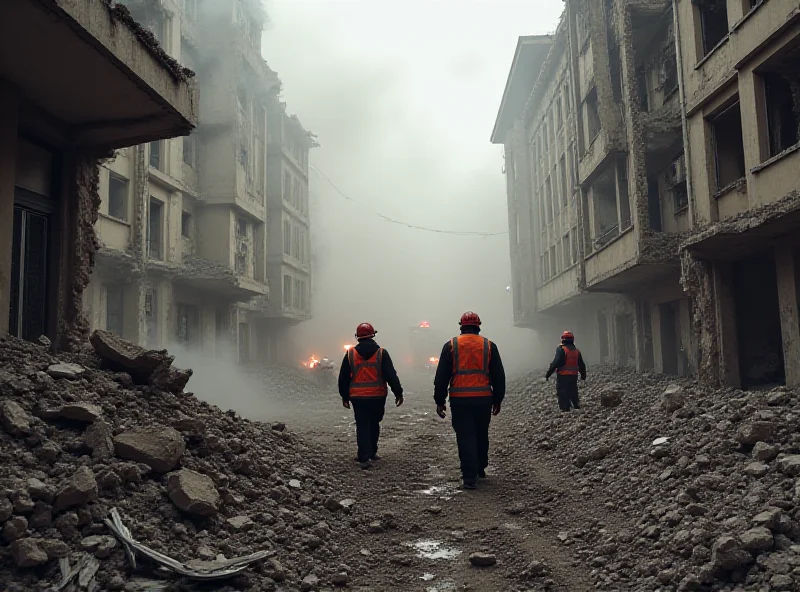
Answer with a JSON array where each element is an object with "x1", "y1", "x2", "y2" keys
[
  {"x1": 734, "y1": 251, "x2": 785, "y2": 387},
  {"x1": 659, "y1": 301, "x2": 679, "y2": 375},
  {"x1": 9, "y1": 187, "x2": 56, "y2": 342},
  {"x1": 641, "y1": 302, "x2": 655, "y2": 370},
  {"x1": 598, "y1": 311, "x2": 609, "y2": 361},
  {"x1": 647, "y1": 176, "x2": 662, "y2": 231},
  {"x1": 615, "y1": 313, "x2": 635, "y2": 366}
]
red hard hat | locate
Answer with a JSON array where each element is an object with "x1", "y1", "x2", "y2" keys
[
  {"x1": 355, "y1": 323, "x2": 377, "y2": 340},
  {"x1": 459, "y1": 311, "x2": 482, "y2": 327},
  {"x1": 561, "y1": 330, "x2": 574, "y2": 341}
]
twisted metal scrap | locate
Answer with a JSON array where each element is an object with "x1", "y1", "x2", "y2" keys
[{"x1": 104, "y1": 508, "x2": 271, "y2": 581}]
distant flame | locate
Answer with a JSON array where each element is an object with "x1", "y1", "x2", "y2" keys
[
  {"x1": 303, "y1": 356, "x2": 320, "y2": 369},
  {"x1": 429, "y1": 357, "x2": 439, "y2": 364},
  {"x1": 344, "y1": 344, "x2": 353, "y2": 351},
  {"x1": 419, "y1": 321, "x2": 430, "y2": 328}
]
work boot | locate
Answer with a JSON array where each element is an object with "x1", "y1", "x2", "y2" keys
[
  {"x1": 359, "y1": 460, "x2": 372, "y2": 470},
  {"x1": 462, "y1": 479, "x2": 477, "y2": 490},
  {"x1": 370, "y1": 454, "x2": 382, "y2": 462},
  {"x1": 478, "y1": 469, "x2": 487, "y2": 479}
]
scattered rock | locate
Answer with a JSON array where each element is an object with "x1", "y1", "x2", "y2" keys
[
  {"x1": 84, "y1": 421, "x2": 115, "y2": 459},
  {"x1": 776, "y1": 454, "x2": 800, "y2": 477},
  {"x1": 113, "y1": 426, "x2": 185, "y2": 473},
  {"x1": 740, "y1": 527, "x2": 773, "y2": 554},
  {"x1": 3, "y1": 516, "x2": 28, "y2": 542},
  {"x1": 10, "y1": 538, "x2": 48, "y2": 567},
  {"x1": 661, "y1": 384, "x2": 685, "y2": 413},
  {"x1": 709, "y1": 536, "x2": 752, "y2": 573},
  {"x1": 166, "y1": 469, "x2": 220, "y2": 517},
  {"x1": 53, "y1": 466, "x2": 98, "y2": 512},
  {"x1": 469, "y1": 552, "x2": 497, "y2": 567},
  {"x1": 753, "y1": 441, "x2": 779, "y2": 462},
  {"x1": 46, "y1": 363, "x2": 85, "y2": 379},
  {"x1": 737, "y1": 421, "x2": 775, "y2": 445},
  {"x1": 57, "y1": 402, "x2": 103, "y2": 423},
  {"x1": 226, "y1": 516, "x2": 254, "y2": 532},
  {"x1": 599, "y1": 384, "x2": 623, "y2": 408},
  {"x1": 80, "y1": 535, "x2": 117, "y2": 558},
  {"x1": 744, "y1": 462, "x2": 769, "y2": 478},
  {"x1": 0, "y1": 400, "x2": 31, "y2": 437}
]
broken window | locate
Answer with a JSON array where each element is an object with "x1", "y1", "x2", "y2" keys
[
  {"x1": 105, "y1": 284, "x2": 123, "y2": 336},
  {"x1": 108, "y1": 175, "x2": 128, "y2": 221},
  {"x1": 763, "y1": 71, "x2": 800, "y2": 157},
  {"x1": 181, "y1": 211, "x2": 192, "y2": 238},
  {"x1": 149, "y1": 141, "x2": 163, "y2": 172},
  {"x1": 636, "y1": 68, "x2": 650, "y2": 113},
  {"x1": 183, "y1": 135, "x2": 196, "y2": 168},
  {"x1": 559, "y1": 155, "x2": 568, "y2": 209},
  {"x1": 592, "y1": 168, "x2": 619, "y2": 249},
  {"x1": 710, "y1": 100, "x2": 746, "y2": 190},
  {"x1": 585, "y1": 88, "x2": 601, "y2": 144},
  {"x1": 147, "y1": 198, "x2": 163, "y2": 260},
  {"x1": 696, "y1": 0, "x2": 729, "y2": 56},
  {"x1": 617, "y1": 157, "x2": 631, "y2": 231},
  {"x1": 283, "y1": 274, "x2": 292, "y2": 307},
  {"x1": 283, "y1": 171, "x2": 292, "y2": 202},
  {"x1": 571, "y1": 227, "x2": 578, "y2": 264},
  {"x1": 661, "y1": 50, "x2": 678, "y2": 97},
  {"x1": 668, "y1": 153, "x2": 689, "y2": 210}
]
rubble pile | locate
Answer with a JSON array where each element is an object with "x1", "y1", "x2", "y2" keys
[
  {"x1": 511, "y1": 367, "x2": 800, "y2": 591},
  {"x1": 0, "y1": 332, "x2": 356, "y2": 591}
]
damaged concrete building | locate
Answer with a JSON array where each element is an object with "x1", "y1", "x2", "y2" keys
[
  {"x1": 0, "y1": 0, "x2": 197, "y2": 350},
  {"x1": 82, "y1": 0, "x2": 314, "y2": 363},
  {"x1": 494, "y1": 0, "x2": 800, "y2": 388}
]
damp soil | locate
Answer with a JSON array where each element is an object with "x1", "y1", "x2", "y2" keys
[{"x1": 278, "y1": 374, "x2": 617, "y2": 592}]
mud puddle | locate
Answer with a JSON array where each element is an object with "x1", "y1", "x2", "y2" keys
[{"x1": 406, "y1": 540, "x2": 462, "y2": 560}]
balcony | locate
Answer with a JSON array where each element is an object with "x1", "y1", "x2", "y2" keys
[
  {"x1": 536, "y1": 265, "x2": 581, "y2": 312},
  {"x1": 175, "y1": 256, "x2": 268, "y2": 301}
]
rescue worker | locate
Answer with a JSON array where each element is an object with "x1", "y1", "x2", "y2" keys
[
  {"x1": 434, "y1": 312, "x2": 505, "y2": 490},
  {"x1": 545, "y1": 330, "x2": 587, "y2": 412},
  {"x1": 338, "y1": 323, "x2": 404, "y2": 470}
]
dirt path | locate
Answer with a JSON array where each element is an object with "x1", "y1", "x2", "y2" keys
[{"x1": 276, "y1": 374, "x2": 624, "y2": 592}]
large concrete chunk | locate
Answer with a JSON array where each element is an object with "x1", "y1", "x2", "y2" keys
[
  {"x1": 166, "y1": 469, "x2": 220, "y2": 516},
  {"x1": 84, "y1": 421, "x2": 115, "y2": 459},
  {"x1": 114, "y1": 426, "x2": 185, "y2": 473},
  {"x1": 58, "y1": 403, "x2": 103, "y2": 423},
  {"x1": 54, "y1": 466, "x2": 98, "y2": 512},
  {"x1": 0, "y1": 400, "x2": 32, "y2": 437},
  {"x1": 11, "y1": 538, "x2": 48, "y2": 567},
  {"x1": 90, "y1": 330, "x2": 172, "y2": 384},
  {"x1": 150, "y1": 362, "x2": 193, "y2": 394}
]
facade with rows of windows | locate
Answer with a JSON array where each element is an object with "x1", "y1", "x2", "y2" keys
[
  {"x1": 83, "y1": 0, "x2": 313, "y2": 364},
  {"x1": 495, "y1": 0, "x2": 800, "y2": 388}
]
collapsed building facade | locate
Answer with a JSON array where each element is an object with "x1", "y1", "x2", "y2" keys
[
  {"x1": 0, "y1": 0, "x2": 197, "y2": 351},
  {"x1": 494, "y1": 0, "x2": 800, "y2": 388},
  {"x1": 82, "y1": 0, "x2": 314, "y2": 363}
]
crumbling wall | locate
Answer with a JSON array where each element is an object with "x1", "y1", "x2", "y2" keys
[
  {"x1": 57, "y1": 153, "x2": 103, "y2": 351},
  {"x1": 679, "y1": 249, "x2": 719, "y2": 385}
]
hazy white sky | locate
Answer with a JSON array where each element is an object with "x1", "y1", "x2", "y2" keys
[{"x1": 262, "y1": 0, "x2": 563, "y2": 368}]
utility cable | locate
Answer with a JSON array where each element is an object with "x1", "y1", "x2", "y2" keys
[{"x1": 309, "y1": 164, "x2": 508, "y2": 237}]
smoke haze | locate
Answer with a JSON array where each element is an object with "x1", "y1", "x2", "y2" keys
[{"x1": 261, "y1": 0, "x2": 564, "y2": 375}]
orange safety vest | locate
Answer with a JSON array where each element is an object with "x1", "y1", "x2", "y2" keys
[
  {"x1": 449, "y1": 334, "x2": 493, "y2": 398},
  {"x1": 557, "y1": 345, "x2": 580, "y2": 376},
  {"x1": 348, "y1": 348, "x2": 388, "y2": 399}
]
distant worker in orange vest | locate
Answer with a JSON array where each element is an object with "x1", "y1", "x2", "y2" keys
[
  {"x1": 545, "y1": 330, "x2": 587, "y2": 412},
  {"x1": 434, "y1": 312, "x2": 505, "y2": 490},
  {"x1": 338, "y1": 323, "x2": 404, "y2": 470}
]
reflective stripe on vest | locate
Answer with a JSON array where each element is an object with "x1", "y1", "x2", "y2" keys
[
  {"x1": 449, "y1": 334, "x2": 492, "y2": 398},
  {"x1": 557, "y1": 345, "x2": 580, "y2": 376},
  {"x1": 349, "y1": 348, "x2": 388, "y2": 398}
]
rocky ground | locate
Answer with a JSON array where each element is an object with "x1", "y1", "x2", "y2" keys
[{"x1": 2, "y1": 335, "x2": 800, "y2": 592}]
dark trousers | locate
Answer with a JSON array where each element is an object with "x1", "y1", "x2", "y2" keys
[
  {"x1": 556, "y1": 375, "x2": 580, "y2": 412},
  {"x1": 450, "y1": 402, "x2": 492, "y2": 482},
  {"x1": 352, "y1": 398, "x2": 386, "y2": 462}
]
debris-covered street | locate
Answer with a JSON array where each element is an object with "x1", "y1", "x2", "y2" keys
[{"x1": 3, "y1": 332, "x2": 800, "y2": 591}]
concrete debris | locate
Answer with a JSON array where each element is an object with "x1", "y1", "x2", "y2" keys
[
  {"x1": 0, "y1": 335, "x2": 357, "y2": 590},
  {"x1": 598, "y1": 384, "x2": 623, "y2": 408},
  {"x1": 113, "y1": 426, "x2": 185, "y2": 473},
  {"x1": 469, "y1": 552, "x2": 497, "y2": 567},
  {"x1": 89, "y1": 330, "x2": 191, "y2": 392},
  {"x1": 47, "y1": 363, "x2": 86, "y2": 379},
  {"x1": 514, "y1": 366, "x2": 800, "y2": 590},
  {"x1": 166, "y1": 469, "x2": 220, "y2": 517}
]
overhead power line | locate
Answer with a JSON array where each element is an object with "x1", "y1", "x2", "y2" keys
[{"x1": 309, "y1": 165, "x2": 508, "y2": 237}]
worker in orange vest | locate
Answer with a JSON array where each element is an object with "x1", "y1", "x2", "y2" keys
[
  {"x1": 338, "y1": 323, "x2": 404, "y2": 469},
  {"x1": 545, "y1": 330, "x2": 587, "y2": 412},
  {"x1": 434, "y1": 312, "x2": 505, "y2": 490}
]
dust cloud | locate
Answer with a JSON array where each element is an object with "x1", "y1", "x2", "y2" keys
[{"x1": 258, "y1": 0, "x2": 563, "y2": 377}]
